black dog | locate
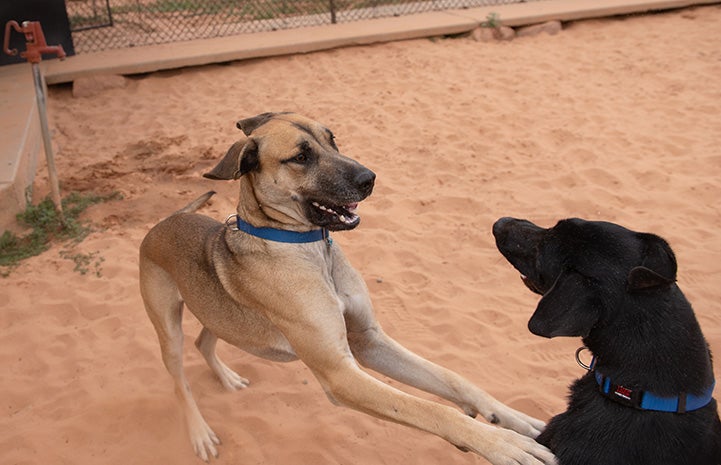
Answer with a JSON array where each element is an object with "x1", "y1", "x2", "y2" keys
[{"x1": 493, "y1": 217, "x2": 721, "y2": 465}]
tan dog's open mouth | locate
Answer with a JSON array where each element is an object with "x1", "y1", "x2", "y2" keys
[{"x1": 309, "y1": 200, "x2": 361, "y2": 230}]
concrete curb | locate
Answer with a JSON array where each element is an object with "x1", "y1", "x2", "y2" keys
[
  {"x1": 0, "y1": 64, "x2": 41, "y2": 231},
  {"x1": 41, "y1": 0, "x2": 720, "y2": 85}
]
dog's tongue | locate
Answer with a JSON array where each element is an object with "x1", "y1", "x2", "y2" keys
[{"x1": 346, "y1": 203, "x2": 359, "y2": 213}]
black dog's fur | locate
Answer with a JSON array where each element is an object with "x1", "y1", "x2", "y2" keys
[{"x1": 493, "y1": 217, "x2": 721, "y2": 465}]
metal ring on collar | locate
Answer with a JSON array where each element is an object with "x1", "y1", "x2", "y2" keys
[
  {"x1": 575, "y1": 346, "x2": 593, "y2": 371},
  {"x1": 225, "y1": 214, "x2": 239, "y2": 231}
]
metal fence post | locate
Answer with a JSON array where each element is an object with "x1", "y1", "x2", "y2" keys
[{"x1": 4, "y1": 20, "x2": 67, "y2": 223}]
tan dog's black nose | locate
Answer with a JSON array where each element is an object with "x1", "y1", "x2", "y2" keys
[{"x1": 355, "y1": 168, "x2": 376, "y2": 196}]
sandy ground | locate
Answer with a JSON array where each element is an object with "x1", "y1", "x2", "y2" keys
[{"x1": 2, "y1": 5, "x2": 721, "y2": 465}]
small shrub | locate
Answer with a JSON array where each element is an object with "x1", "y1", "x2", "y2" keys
[
  {"x1": 59, "y1": 249, "x2": 106, "y2": 277},
  {"x1": 481, "y1": 12, "x2": 501, "y2": 29},
  {"x1": 0, "y1": 191, "x2": 121, "y2": 275}
]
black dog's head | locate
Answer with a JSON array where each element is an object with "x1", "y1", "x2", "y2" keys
[{"x1": 493, "y1": 217, "x2": 677, "y2": 338}]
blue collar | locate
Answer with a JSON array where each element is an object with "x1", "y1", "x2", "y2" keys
[
  {"x1": 587, "y1": 355, "x2": 715, "y2": 413},
  {"x1": 229, "y1": 214, "x2": 330, "y2": 244}
]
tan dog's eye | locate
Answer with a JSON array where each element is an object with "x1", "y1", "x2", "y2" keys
[
  {"x1": 328, "y1": 132, "x2": 338, "y2": 150},
  {"x1": 283, "y1": 142, "x2": 313, "y2": 165}
]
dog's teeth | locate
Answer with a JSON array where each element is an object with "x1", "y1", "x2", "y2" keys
[{"x1": 314, "y1": 201, "x2": 355, "y2": 222}]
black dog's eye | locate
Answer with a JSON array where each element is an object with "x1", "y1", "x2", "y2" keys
[{"x1": 564, "y1": 265, "x2": 598, "y2": 286}]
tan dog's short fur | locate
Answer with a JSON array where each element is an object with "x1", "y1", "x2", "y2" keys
[{"x1": 139, "y1": 112, "x2": 555, "y2": 465}]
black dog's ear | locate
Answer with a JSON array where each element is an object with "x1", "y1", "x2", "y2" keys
[
  {"x1": 627, "y1": 233, "x2": 677, "y2": 291},
  {"x1": 203, "y1": 139, "x2": 259, "y2": 180},
  {"x1": 529, "y1": 269, "x2": 600, "y2": 338},
  {"x1": 627, "y1": 266, "x2": 675, "y2": 290},
  {"x1": 236, "y1": 112, "x2": 277, "y2": 136}
]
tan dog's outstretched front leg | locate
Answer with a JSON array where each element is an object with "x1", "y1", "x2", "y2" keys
[
  {"x1": 262, "y1": 274, "x2": 555, "y2": 465},
  {"x1": 334, "y1": 247, "x2": 545, "y2": 439},
  {"x1": 320, "y1": 360, "x2": 552, "y2": 465},
  {"x1": 288, "y1": 322, "x2": 554, "y2": 465},
  {"x1": 348, "y1": 326, "x2": 545, "y2": 437}
]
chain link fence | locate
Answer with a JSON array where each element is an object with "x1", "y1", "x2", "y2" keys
[{"x1": 66, "y1": 0, "x2": 544, "y2": 54}]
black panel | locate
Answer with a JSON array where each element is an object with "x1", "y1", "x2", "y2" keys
[{"x1": 1, "y1": 0, "x2": 75, "y2": 66}]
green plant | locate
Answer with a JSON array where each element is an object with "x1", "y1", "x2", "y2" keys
[
  {"x1": 0, "y1": 191, "x2": 121, "y2": 274},
  {"x1": 59, "y1": 249, "x2": 106, "y2": 277},
  {"x1": 481, "y1": 12, "x2": 501, "y2": 29}
]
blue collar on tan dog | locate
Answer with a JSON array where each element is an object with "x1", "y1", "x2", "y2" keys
[
  {"x1": 577, "y1": 349, "x2": 715, "y2": 413},
  {"x1": 227, "y1": 214, "x2": 330, "y2": 244}
]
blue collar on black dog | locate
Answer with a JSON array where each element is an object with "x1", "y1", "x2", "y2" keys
[
  {"x1": 584, "y1": 353, "x2": 715, "y2": 413},
  {"x1": 231, "y1": 214, "x2": 330, "y2": 244}
]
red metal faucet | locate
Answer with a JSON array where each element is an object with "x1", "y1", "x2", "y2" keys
[{"x1": 4, "y1": 20, "x2": 66, "y2": 63}]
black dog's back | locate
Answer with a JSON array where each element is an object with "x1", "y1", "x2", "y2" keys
[{"x1": 493, "y1": 217, "x2": 721, "y2": 465}]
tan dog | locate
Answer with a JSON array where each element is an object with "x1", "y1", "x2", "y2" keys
[{"x1": 139, "y1": 112, "x2": 555, "y2": 465}]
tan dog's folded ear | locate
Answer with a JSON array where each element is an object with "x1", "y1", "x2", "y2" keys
[
  {"x1": 203, "y1": 139, "x2": 259, "y2": 180},
  {"x1": 237, "y1": 112, "x2": 278, "y2": 136}
]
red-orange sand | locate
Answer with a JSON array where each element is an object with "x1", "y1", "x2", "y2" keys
[{"x1": 2, "y1": 5, "x2": 720, "y2": 464}]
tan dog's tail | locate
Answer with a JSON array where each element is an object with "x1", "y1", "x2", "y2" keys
[{"x1": 174, "y1": 191, "x2": 216, "y2": 215}]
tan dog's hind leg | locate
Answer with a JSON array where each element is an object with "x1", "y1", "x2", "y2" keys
[
  {"x1": 140, "y1": 260, "x2": 220, "y2": 462},
  {"x1": 195, "y1": 328, "x2": 250, "y2": 391}
]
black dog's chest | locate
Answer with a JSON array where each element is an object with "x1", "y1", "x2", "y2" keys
[{"x1": 539, "y1": 375, "x2": 721, "y2": 465}]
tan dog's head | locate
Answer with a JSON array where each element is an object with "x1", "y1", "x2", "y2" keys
[{"x1": 204, "y1": 112, "x2": 375, "y2": 231}]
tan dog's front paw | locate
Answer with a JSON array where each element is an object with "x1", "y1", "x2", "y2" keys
[
  {"x1": 468, "y1": 424, "x2": 557, "y2": 465},
  {"x1": 482, "y1": 401, "x2": 546, "y2": 438}
]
